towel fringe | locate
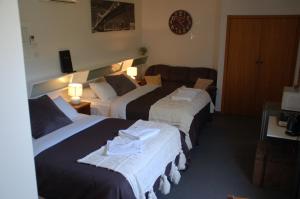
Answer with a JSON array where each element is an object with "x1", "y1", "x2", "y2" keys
[
  {"x1": 185, "y1": 135, "x2": 193, "y2": 150},
  {"x1": 178, "y1": 151, "x2": 187, "y2": 170},
  {"x1": 148, "y1": 189, "x2": 157, "y2": 199},
  {"x1": 170, "y1": 162, "x2": 181, "y2": 184},
  {"x1": 159, "y1": 174, "x2": 171, "y2": 195}
]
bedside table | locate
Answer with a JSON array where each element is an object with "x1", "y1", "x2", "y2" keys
[
  {"x1": 136, "y1": 79, "x2": 146, "y2": 86},
  {"x1": 70, "y1": 101, "x2": 91, "y2": 115}
]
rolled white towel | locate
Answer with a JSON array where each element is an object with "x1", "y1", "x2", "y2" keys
[
  {"x1": 119, "y1": 127, "x2": 160, "y2": 141},
  {"x1": 106, "y1": 137, "x2": 143, "y2": 155}
]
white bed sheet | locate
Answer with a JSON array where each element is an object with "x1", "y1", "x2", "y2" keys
[
  {"x1": 82, "y1": 85, "x2": 158, "y2": 118},
  {"x1": 32, "y1": 114, "x2": 106, "y2": 156},
  {"x1": 84, "y1": 98, "x2": 112, "y2": 117}
]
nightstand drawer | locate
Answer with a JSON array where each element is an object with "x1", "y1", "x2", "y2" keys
[{"x1": 69, "y1": 101, "x2": 91, "y2": 115}]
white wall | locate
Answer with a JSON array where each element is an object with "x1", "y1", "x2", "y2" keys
[
  {"x1": 215, "y1": 0, "x2": 300, "y2": 110},
  {"x1": 0, "y1": 1, "x2": 38, "y2": 198},
  {"x1": 141, "y1": 0, "x2": 220, "y2": 68},
  {"x1": 19, "y1": 0, "x2": 142, "y2": 88},
  {"x1": 141, "y1": 0, "x2": 300, "y2": 111}
]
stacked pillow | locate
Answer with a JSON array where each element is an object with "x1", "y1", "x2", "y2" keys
[
  {"x1": 28, "y1": 95, "x2": 74, "y2": 139},
  {"x1": 105, "y1": 74, "x2": 137, "y2": 96},
  {"x1": 87, "y1": 74, "x2": 138, "y2": 101}
]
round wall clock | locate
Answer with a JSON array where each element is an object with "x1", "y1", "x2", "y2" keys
[{"x1": 169, "y1": 10, "x2": 193, "y2": 35}]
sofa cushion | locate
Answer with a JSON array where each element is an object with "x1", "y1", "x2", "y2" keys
[
  {"x1": 194, "y1": 78, "x2": 214, "y2": 90},
  {"x1": 144, "y1": 74, "x2": 162, "y2": 86},
  {"x1": 188, "y1": 67, "x2": 217, "y2": 86}
]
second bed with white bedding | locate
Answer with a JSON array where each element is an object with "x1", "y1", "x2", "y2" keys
[{"x1": 84, "y1": 85, "x2": 213, "y2": 148}]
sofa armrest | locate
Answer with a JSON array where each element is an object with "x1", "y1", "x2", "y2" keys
[{"x1": 206, "y1": 86, "x2": 217, "y2": 105}]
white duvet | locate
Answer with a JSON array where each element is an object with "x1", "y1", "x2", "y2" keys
[{"x1": 149, "y1": 87, "x2": 214, "y2": 136}]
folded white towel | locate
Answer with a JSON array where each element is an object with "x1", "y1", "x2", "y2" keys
[
  {"x1": 119, "y1": 128, "x2": 160, "y2": 140},
  {"x1": 171, "y1": 89, "x2": 198, "y2": 102},
  {"x1": 106, "y1": 136, "x2": 143, "y2": 155},
  {"x1": 119, "y1": 120, "x2": 160, "y2": 140}
]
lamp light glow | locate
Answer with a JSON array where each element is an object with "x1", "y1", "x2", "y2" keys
[
  {"x1": 127, "y1": 67, "x2": 137, "y2": 79},
  {"x1": 68, "y1": 83, "x2": 82, "y2": 104}
]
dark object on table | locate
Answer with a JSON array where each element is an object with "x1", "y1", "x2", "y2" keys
[
  {"x1": 286, "y1": 114, "x2": 300, "y2": 136},
  {"x1": 278, "y1": 112, "x2": 289, "y2": 127},
  {"x1": 59, "y1": 50, "x2": 75, "y2": 73},
  {"x1": 144, "y1": 64, "x2": 217, "y2": 104},
  {"x1": 253, "y1": 141, "x2": 297, "y2": 191}
]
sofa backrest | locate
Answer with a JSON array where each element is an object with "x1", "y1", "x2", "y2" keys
[{"x1": 145, "y1": 64, "x2": 217, "y2": 87}]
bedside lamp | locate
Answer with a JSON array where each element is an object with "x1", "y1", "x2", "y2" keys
[
  {"x1": 127, "y1": 67, "x2": 137, "y2": 79},
  {"x1": 68, "y1": 83, "x2": 82, "y2": 104}
]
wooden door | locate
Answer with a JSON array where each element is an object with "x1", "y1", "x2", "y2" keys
[
  {"x1": 256, "y1": 17, "x2": 300, "y2": 108},
  {"x1": 222, "y1": 16, "x2": 300, "y2": 116},
  {"x1": 222, "y1": 18, "x2": 262, "y2": 115}
]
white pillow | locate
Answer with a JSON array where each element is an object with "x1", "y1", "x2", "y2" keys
[
  {"x1": 53, "y1": 96, "x2": 79, "y2": 120},
  {"x1": 89, "y1": 81, "x2": 117, "y2": 101},
  {"x1": 82, "y1": 87, "x2": 98, "y2": 99}
]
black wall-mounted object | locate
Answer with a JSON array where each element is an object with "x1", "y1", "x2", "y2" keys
[{"x1": 59, "y1": 50, "x2": 74, "y2": 73}]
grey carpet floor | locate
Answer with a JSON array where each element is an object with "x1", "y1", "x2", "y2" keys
[{"x1": 158, "y1": 114, "x2": 291, "y2": 199}]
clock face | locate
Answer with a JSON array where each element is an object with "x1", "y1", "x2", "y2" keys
[{"x1": 169, "y1": 10, "x2": 193, "y2": 35}]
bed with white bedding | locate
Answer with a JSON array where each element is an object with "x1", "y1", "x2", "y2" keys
[
  {"x1": 84, "y1": 84, "x2": 214, "y2": 148},
  {"x1": 30, "y1": 95, "x2": 188, "y2": 199}
]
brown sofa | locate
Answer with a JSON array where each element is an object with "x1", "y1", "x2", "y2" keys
[{"x1": 144, "y1": 64, "x2": 217, "y2": 104}]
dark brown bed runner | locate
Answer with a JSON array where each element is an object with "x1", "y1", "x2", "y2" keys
[
  {"x1": 35, "y1": 118, "x2": 188, "y2": 199},
  {"x1": 126, "y1": 86, "x2": 211, "y2": 146},
  {"x1": 126, "y1": 86, "x2": 178, "y2": 120}
]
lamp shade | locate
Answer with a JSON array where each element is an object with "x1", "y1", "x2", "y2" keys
[
  {"x1": 68, "y1": 83, "x2": 82, "y2": 97},
  {"x1": 127, "y1": 67, "x2": 137, "y2": 77}
]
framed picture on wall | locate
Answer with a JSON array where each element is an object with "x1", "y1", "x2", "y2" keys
[{"x1": 91, "y1": 0, "x2": 135, "y2": 33}]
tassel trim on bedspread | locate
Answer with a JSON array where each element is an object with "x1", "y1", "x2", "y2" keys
[
  {"x1": 170, "y1": 162, "x2": 181, "y2": 184},
  {"x1": 159, "y1": 174, "x2": 171, "y2": 195},
  {"x1": 185, "y1": 135, "x2": 193, "y2": 150},
  {"x1": 147, "y1": 152, "x2": 187, "y2": 198},
  {"x1": 148, "y1": 189, "x2": 157, "y2": 199},
  {"x1": 178, "y1": 151, "x2": 187, "y2": 170}
]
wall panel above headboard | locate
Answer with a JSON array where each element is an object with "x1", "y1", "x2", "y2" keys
[{"x1": 30, "y1": 56, "x2": 147, "y2": 98}]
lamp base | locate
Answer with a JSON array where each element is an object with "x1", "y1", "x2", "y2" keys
[
  {"x1": 71, "y1": 96, "x2": 81, "y2": 105},
  {"x1": 129, "y1": 75, "x2": 136, "y2": 80}
]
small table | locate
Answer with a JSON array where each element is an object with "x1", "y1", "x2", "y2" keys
[
  {"x1": 260, "y1": 102, "x2": 299, "y2": 141},
  {"x1": 69, "y1": 101, "x2": 91, "y2": 115},
  {"x1": 260, "y1": 102, "x2": 300, "y2": 199},
  {"x1": 136, "y1": 79, "x2": 146, "y2": 86}
]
